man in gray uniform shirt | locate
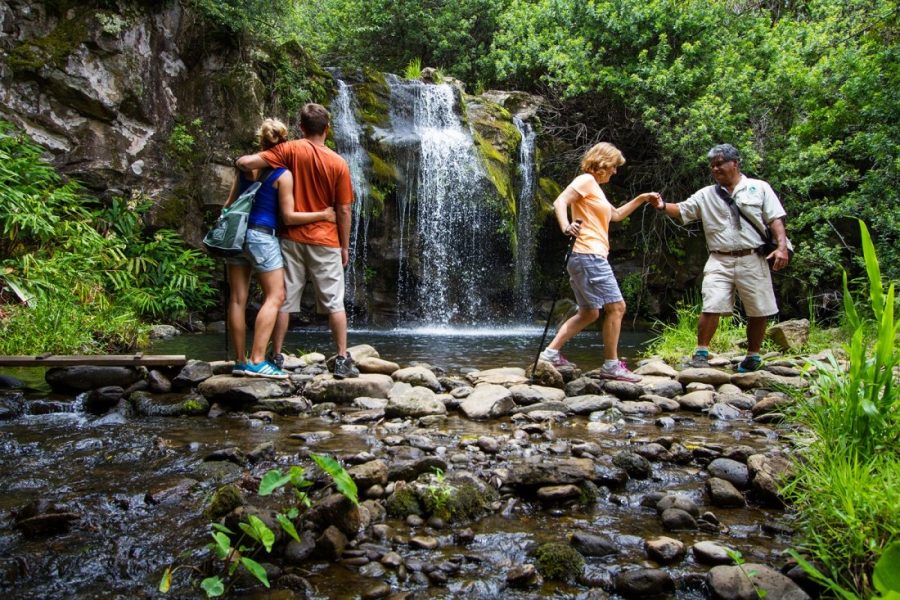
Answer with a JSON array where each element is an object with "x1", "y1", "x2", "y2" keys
[{"x1": 650, "y1": 144, "x2": 790, "y2": 372}]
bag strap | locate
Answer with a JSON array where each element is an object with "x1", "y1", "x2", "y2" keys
[{"x1": 714, "y1": 184, "x2": 768, "y2": 243}]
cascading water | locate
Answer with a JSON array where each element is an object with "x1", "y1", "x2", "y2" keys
[
  {"x1": 512, "y1": 116, "x2": 537, "y2": 316},
  {"x1": 386, "y1": 76, "x2": 502, "y2": 326},
  {"x1": 330, "y1": 80, "x2": 371, "y2": 322}
]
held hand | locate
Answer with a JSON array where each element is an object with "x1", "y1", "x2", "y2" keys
[
  {"x1": 322, "y1": 206, "x2": 336, "y2": 223},
  {"x1": 564, "y1": 219, "x2": 582, "y2": 237},
  {"x1": 645, "y1": 193, "x2": 663, "y2": 209},
  {"x1": 767, "y1": 247, "x2": 790, "y2": 271}
]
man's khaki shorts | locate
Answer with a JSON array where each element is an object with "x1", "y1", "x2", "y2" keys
[
  {"x1": 702, "y1": 252, "x2": 778, "y2": 317},
  {"x1": 279, "y1": 239, "x2": 345, "y2": 314}
]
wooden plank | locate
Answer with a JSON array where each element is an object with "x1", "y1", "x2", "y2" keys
[{"x1": 0, "y1": 355, "x2": 188, "y2": 368}]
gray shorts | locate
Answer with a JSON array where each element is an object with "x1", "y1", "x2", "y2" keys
[
  {"x1": 280, "y1": 239, "x2": 345, "y2": 314},
  {"x1": 224, "y1": 228, "x2": 284, "y2": 273},
  {"x1": 567, "y1": 253, "x2": 623, "y2": 309}
]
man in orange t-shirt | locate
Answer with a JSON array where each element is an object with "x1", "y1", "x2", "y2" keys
[{"x1": 236, "y1": 103, "x2": 357, "y2": 378}]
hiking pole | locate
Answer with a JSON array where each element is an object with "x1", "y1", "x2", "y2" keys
[
  {"x1": 223, "y1": 263, "x2": 230, "y2": 360},
  {"x1": 530, "y1": 219, "x2": 581, "y2": 378}
]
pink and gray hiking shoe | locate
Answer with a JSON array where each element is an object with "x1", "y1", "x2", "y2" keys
[
  {"x1": 598, "y1": 360, "x2": 642, "y2": 383},
  {"x1": 539, "y1": 349, "x2": 575, "y2": 368}
]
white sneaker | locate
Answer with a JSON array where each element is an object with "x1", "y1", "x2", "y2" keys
[
  {"x1": 598, "y1": 360, "x2": 641, "y2": 383},
  {"x1": 539, "y1": 349, "x2": 575, "y2": 367}
]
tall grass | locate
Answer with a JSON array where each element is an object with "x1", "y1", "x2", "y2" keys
[{"x1": 784, "y1": 220, "x2": 899, "y2": 597}]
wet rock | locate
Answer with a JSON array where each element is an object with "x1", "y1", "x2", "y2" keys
[
  {"x1": 204, "y1": 447, "x2": 248, "y2": 466},
  {"x1": 476, "y1": 436, "x2": 500, "y2": 454},
  {"x1": 348, "y1": 460, "x2": 389, "y2": 489},
  {"x1": 466, "y1": 367, "x2": 528, "y2": 386},
  {"x1": 719, "y1": 392, "x2": 756, "y2": 410},
  {"x1": 708, "y1": 563, "x2": 811, "y2": 600},
  {"x1": 565, "y1": 377, "x2": 606, "y2": 396},
  {"x1": 634, "y1": 443, "x2": 671, "y2": 462},
  {"x1": 536, "y1": 484, "x2": 581, "y2": 502},
  {"x1": 0, "y1": 375, "x2": 26, "y2": 390},
  {"x1": 307, "y1": 493, "x2": 361, "y2": 538},
  {"x1": 459, "y1": 384, "x2": 515, "y2": 419},
  {"x1": 84, "y1": 386, "x2": 124, "y2": 414},
  {"x1": 655, "y1": 416, "x2": 676, "y2": 428},
  {"x1": 130, "y1": 391, "x2": 209, "y2": 416},
  {"x1": 677, "y1": 390, "x2": 716, "y2": 411},
  {"x1": 252, "y1": 396, "x2": 311, "y2": 415},
  {"x1": 645, "y1": 536, "x2": 685, "y2": 564},
  {"x1": 247, "y1": 441, "x2": 274, "y2": 463},
  {"x1": 643, "y1": 394, "x2": 680, "y2": 411},
  {"x1": 677, "y1": 368, "x2": 732, "y2": 386},
  {"x1": 526, "y1": 360, "x2": 564, "y2": 388},
  {"x1": 594, "y1": 465, "x2": 629, "y2": 487},
  {"x1": 708, "y1": 458, "x2": 750, "y2": 488},
  {"x1": 284, "y1": 530, "x2": 317, "y2": 564},
  {"x1": 356, "y1": 356, "x2": 400, "y2": 375},
  {"x1": 767, "y1": 319, "x2": 810, "y2": 351},
  {"x1": 314, "y1": 525, "x2": 348, "y2": 560},
  {"x1": 619, "y1": 400, "x2": 661, "y2": 415},
  {"x1": 360, "y1": 581, "x2": 391, "y2": 599},
  {"x1": 661, "y1": 508, "x2": 697, "y2": 531},
  {"x1": 385, "y1": 484, "x2": 422, "y2": 518},
  {"x1": 291, "y1": 431, "x2": 334, "y2": 445},
  {"x1": 385, "y1": 385, "x2": 447, "y2": 418},
  {"x1": 392, "y1": 366, "x2": 441, "y2": 391},
  {"x1": 635, "y1": 360, "x2": 679, "y2": 378},
  {"x1": 535, "y1": 542, "x2": 584, "y2": 582},
  {"x1": 565, "y1": 394, "x2": 618, "y2": 414},
  {"x1": 708, "y1": 402, "x2": 742, "y2": 420},
  {"x1": 730, "y1": 370, "x2": 808, "y2": 391},
  {"x1": 507, "y1": 563, "x2": 542, "y2": 588},
  {"x1": 612, "y1": 451, "x2": 652, "y2": 479},
  {"x1": 692, "y1": 541, "x2": 734, "y2": 565},
  {"x1": 147, "y1": 369, "x2": 172, "y2": 393},
  {"x1": 302, "y1": 374, "x2": 394, "y2": 404},
  {"x1": 570, "y1": 531, "x2": 618, "y2": 557},
  {"x1": 707, "y1": 477, "x2": 746, "y2": 507},
  {"x1": 643, "y1": 378, "x2": 685, "y2": 398},
  {"x1": 198, "y1": 375, "x2": 293, "y2": 405},
  {"x1": 509, "y1": 384, "x2": 566, "y2": 405},
  {"x1": 203, "y1": 483, "x2": 245, "y2": 519},
  {"x1": 14, "y1": 500, "x2": 80, "y2": 537},
  {"x1": 505, "y1": 457, "x2": 595, "y2": 487},
  {"x1": 46, "y1": 366, "x2": 142, "y2": 393},
  {"x1": 172, "y1": 359, "x2": 213, "y2": 388},
  {"x1": 410, "y1": 535, "x2": 438, "y2": 549},
  {"x1": 388, "y1": 457, "x2": 447, "y2": 482},
  {"x1": 92, "y1": 411, "x2": 127, "y2": 426},
  {"x1": 597, "y1": 379, "x2": 644, "y2": 400},
  {"x1": 614, "y1": 568, "x2": 674, "y2": 598},
  {"x1": 747, "y1": 452, "x2": 794, "y2": 506},
  {"x1": 686, "y1": 381, "x2": 716, "y2": 392},
  {"x1": 149, "y1": 324, "x2": 179, "y2": 339},
  {"x1": 0, "y1": 392, "x2": 25, "y2": 420},
  {"x1": 751, "y1": 394, "x2": 792, "y2": 416}
]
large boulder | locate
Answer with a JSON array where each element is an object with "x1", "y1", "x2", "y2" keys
[
  {"x1": 392, "y1": 366, "x2": 441, "y2": 391},
  {"x1": 302, "y1": 374, "x2": 393, "y2": 404},
  {"x1": 747, "y1": 452, "x2": 795, "y2": 506},
  {"x1": 731, "y1": 370, "x2": 808, "y2": 391},
  {"x1": 466, "y1": 367, "x2": 529, "y2": 386},
  {"x1": 707, "y1": 564, "x2": 810, "y2": 600},
  {"x1": 197, "y1": 375, "x2": 293, "y2": 405},
  {"x1": 677, "y1": 390, "x2": 716, "y2": 411},
  {"x1": 677, "y1": 368, "x2": 732, "y2": 386},
  {"x1": 509, "y1": 384, "x2": 566, "y2": 405},
  {"x1": 504, "y1": 458, "x2": 595, "y2": 487},
  {"x1": 767, "y1": 319, "x2": 810, "y2": 351},
  {"x1": 172, "y1": 360, "x2": 213, "y2": 388},
  {"x1": 130, "y1": 391, "x2": 209, "y2": 416},
  {"x1": 385, "y1": 385, "x2": 447, "y2": 418},
  {"x1": 458, "y1": 384, "x2": 515, "y2": 419}
]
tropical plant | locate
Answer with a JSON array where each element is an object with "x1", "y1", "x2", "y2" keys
[
  {"x1": 159, "y1": 454, "x2": 358, "y2": 598},
  {"x1": 784, "y1": 220, "x2": 899, "y2": 597}
]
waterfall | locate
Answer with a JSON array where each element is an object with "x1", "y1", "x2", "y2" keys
[
  {"x1": 386, "y1": 77, "x2": 500, "y2": 325},
  {"x1": 330, "y1": 80, "x2": 370, "y2": 321},
  {"x1": 513, "y1": 116, "x2": 537, "y2": 315}
]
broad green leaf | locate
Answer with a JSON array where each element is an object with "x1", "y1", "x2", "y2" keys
[
  {"x1": 286, "y1": 507, "x2": 299, "y2": 519},
  {"x1": 276, "y1": 512, "x2": 301, "y2": 543},
  {"x1": 240, "y1": 556, "x2": 270, "y2": 588},
  {"x1": 201, "y1": 576, "x2": 225, "y2": 597},
  {"x1": 858, "y1": 220, "x2": 883, "y2": 320},
  {"x1": 311, "y1": 453, "x2": 359, "y2": 505},
  {"x1": 211, "y1": 523, "x2": 235, "y2": 535},
  {"x1": 259, "y1": 469, "x2": 293, "y2": 496},
  {"x1": 211, "y1": 531, "x2": 231, "y2": 559},
  {"x1": 158, "y1": 567, "x2": 172, "y2": 593},
  {"x1": 239, "y1": 515, "x2": 275, "y2": 553},
  {"x1": 289, "y1": 465, "x2": 306, "y2": 486},
  {"x1": 874, "y1": 542, "x2": 900, "y2": 593}
]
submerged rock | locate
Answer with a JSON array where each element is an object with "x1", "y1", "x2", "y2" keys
[{"x1": 614, "y1": 568, "x2": 675, "y2": 598}]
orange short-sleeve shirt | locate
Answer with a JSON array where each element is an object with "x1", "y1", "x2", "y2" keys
[
  {"x1": 568, "y1": 173, "x2": 612, "y2": 257},
  {"x1": 260, "y1": 139, "x2": 353, "y2": 248}
]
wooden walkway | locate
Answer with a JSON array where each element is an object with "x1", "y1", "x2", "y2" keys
[{"x1": 0, "y1": 353, "x2": 187, "y2": 368}]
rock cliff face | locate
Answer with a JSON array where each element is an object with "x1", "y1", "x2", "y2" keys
[{"x1": 0, "y1": 0, "x2": 331, "y2": 244}]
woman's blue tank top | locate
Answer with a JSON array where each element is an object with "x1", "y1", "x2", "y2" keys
[{"x1": 239, "y1": 168, "x2": 286, "y2": 229}]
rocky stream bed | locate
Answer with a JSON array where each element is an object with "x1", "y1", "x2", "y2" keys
[{"x1": 0, "y1": 342, "x2": 822, "y2": 599}]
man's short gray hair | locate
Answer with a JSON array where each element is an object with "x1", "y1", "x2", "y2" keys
[{"x1": 707, "y1": 144, "x2": 741, "y2": 163}]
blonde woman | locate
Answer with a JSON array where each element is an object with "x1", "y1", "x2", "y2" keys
[
  {"x1": 223, "y1": 118, "x2": 335, "y2": 378},
  {"x1": 539, "y1": 142, "x2": 659, "y2": 381}
]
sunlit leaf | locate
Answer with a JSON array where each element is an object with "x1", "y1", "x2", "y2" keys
[
  {"x1": 311, "y1": 453, "x2": 358, "y2": 505},
  {"x1": 201, "y1": 576, "x2": 225, "y2": 597},
  {"x1": 240, "y1": 556, "x2": 270, "y2": 588},
  {"x1": 259, "y1": 469, "x2": 293, "y2": 496},
  {"x1": 158, "y1": 567, "x2": 172, "y2": 593},
  {"x1": 276, "y1": 512, "x2": 301, "y2": 543}
]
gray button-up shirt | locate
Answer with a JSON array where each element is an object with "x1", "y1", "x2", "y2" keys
[{"x1": 679, "y1": 175, "x2": 786, "y2": 253}]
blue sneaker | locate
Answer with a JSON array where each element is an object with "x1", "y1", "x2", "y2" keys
[
  {"x1": 244, "y1": 360, "x2": 289, "y2": 380},
  {"x1": 737, "y1": 355, "x2": 762, "y2": 373},
  {"x1": 232, "y1": 362, "x2": 247, "y2": 376}
]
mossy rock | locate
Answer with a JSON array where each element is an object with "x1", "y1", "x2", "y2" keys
[
  {"x1": 535, "y1": 542, "x2": 585, "y2": 582},
  {"x1": 385, "y1": 485, "x2": 422, "y2": 518},
  {"x1": 205, "y1": 483, "x2": 245, "y2": 520},
  {"x1": 367, "y1": 151, "x2": 399, "y2": 183},
  {"x1": 8, "y1": 11, "x2": 89, "y2": 73},
  {"x1": 353, "y1": 70, "x2": 391, "y2": 129},
  {"x1": 537, "y1": 177, "x2": 563, "y2": 207}
]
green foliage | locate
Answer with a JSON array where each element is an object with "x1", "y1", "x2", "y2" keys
[
  {"x1": 785, "y1": 221, "x2": 899, "y2": 597},
  {"x1": 311, "y1": 453, "x2": 359, "y2": 505},
  {"x1": 0, "y1": 122, "x2": 217, "y2": 354},
  {"x1": 534, "y1": 542, "x2": 585, "y2": 582},
  {"x1": 166, "y1": 119, "x2": 202, "y2": 171},
  {"x1": 405, "y1": 57, "x2": 422, "y2": 80}
]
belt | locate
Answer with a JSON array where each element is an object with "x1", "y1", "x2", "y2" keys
[
  {"x1": 248, "y1": 224, "x2": 276, "y2": 236},
  {"x1": 712, "y1": 248, "x2": 756, "y2": 257}
]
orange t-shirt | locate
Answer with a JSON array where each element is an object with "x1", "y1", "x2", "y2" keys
[
  {"x1": 569, "y1": 173, "x2": 612, "y2": 257},
  {"x1": 260, "y1": 139, "x2": 353, "y2": 248}
]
